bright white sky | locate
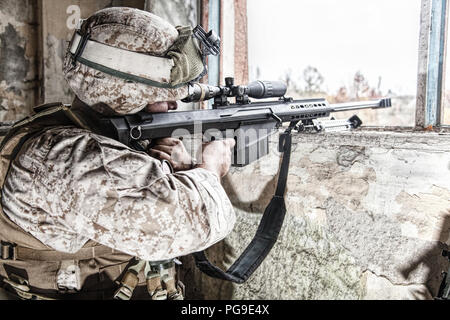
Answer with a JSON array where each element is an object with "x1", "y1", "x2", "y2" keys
[{"x1": 247, "y1": 0, "x2": 422, "y2": 96}]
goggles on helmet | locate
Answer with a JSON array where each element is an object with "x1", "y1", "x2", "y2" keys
[{"x1": 68, "y1": 21, "x2": 220, "y2": 89}]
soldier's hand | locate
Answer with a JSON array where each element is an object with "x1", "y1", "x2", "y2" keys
[
  {"x1": 195, "y1": 139, "x2": 236, "y2": 177},
  {"x1": 148, "y1": 138, "x2": 193, "y2": 171}
]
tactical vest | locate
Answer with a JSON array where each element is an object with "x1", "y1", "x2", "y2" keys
[{"x1": 0, "y1": 103, "x2": 182, "y2": 300}]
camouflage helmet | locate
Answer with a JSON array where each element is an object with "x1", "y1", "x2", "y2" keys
[{"x1": 63, "y1": 7, "x2": 207, "y2": 115}]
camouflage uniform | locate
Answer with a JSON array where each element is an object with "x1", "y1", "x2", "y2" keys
[{"x1": 1, "y1": 125, "x2": 235, "y2": 261}]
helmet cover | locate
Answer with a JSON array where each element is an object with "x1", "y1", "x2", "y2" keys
[{"x1": 63, "y1": 7, "x2": 193, "y2": 115}]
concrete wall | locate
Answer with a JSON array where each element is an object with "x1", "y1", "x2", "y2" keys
[
  {"x1": 145, "y1": 0, "x2": 199, "y2": 27},
  {"x1": 0, "y1": 0, "x2": 39, "y2": 121},
  {"x1": 180, "y1": 130, "x2": 450, "y2": 300}
]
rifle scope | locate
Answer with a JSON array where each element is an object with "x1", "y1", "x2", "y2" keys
[{"x1": 182, "y1": 77, "x2": 287, "y2": 104}]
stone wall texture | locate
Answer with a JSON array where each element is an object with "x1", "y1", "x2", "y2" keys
[
  {"x1": 0, "y1": 0, "x2": 39, "y2": 121},
  {"x1": 180, "y1": 130, "x2": 450, "y2": 300}
]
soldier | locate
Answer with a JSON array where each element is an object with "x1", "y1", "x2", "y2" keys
[{"x1": 0, "y1": 7, "x2": 236, "y2": 300}]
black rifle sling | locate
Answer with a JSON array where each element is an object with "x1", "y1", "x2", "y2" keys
[
  {"x1": 436, "y1": 251, "x2": 450, "y2": 300},
  {"x1": 193, "y1": 130, "x2": 293, "y2": 284}
]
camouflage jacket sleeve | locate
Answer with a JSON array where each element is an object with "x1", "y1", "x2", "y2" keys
[{"x1": 1, "y1": 126, "x2": 236, "y2": 261}]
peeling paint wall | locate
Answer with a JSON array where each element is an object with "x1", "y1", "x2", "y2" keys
[
  {"x1": 415, "y1": 0, "x2": 431, "y2": 128},
  {"x1": 0, "y1": 0, "x2": 39, "y2": 121},
  {"x1": 180, "y1": 131, "x2": 450, "y2": 300},
  {"x1": 145, "y1": 0, "x2": 198, "y2": 27}
]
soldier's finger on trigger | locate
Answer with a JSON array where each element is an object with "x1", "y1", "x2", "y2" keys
[
  {"x1": 148, "y1": 149, "x2": 171, "y2": 161},
  {"x1": 154, "y1": 137, "x2": 181, "y2": 146},
  {"x1": 151, "y1": 145, "x2": 174, "y2": 155}
]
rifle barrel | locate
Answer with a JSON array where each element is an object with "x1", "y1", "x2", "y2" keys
[{"x1": 330, "y1": 98, "x2": 392, "y2": 112}]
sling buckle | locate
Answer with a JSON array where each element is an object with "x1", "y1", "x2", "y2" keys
[{"x1": 0, "y1": 242, "x2": 16, "y2": 260}]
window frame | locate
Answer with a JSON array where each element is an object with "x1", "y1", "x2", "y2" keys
[
  {"x1": 416, "y1": 0, "x2": 450, "y2": 128},
  {"x1": 246, "y1": 0, "x2": 429, "y2": 129}
]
